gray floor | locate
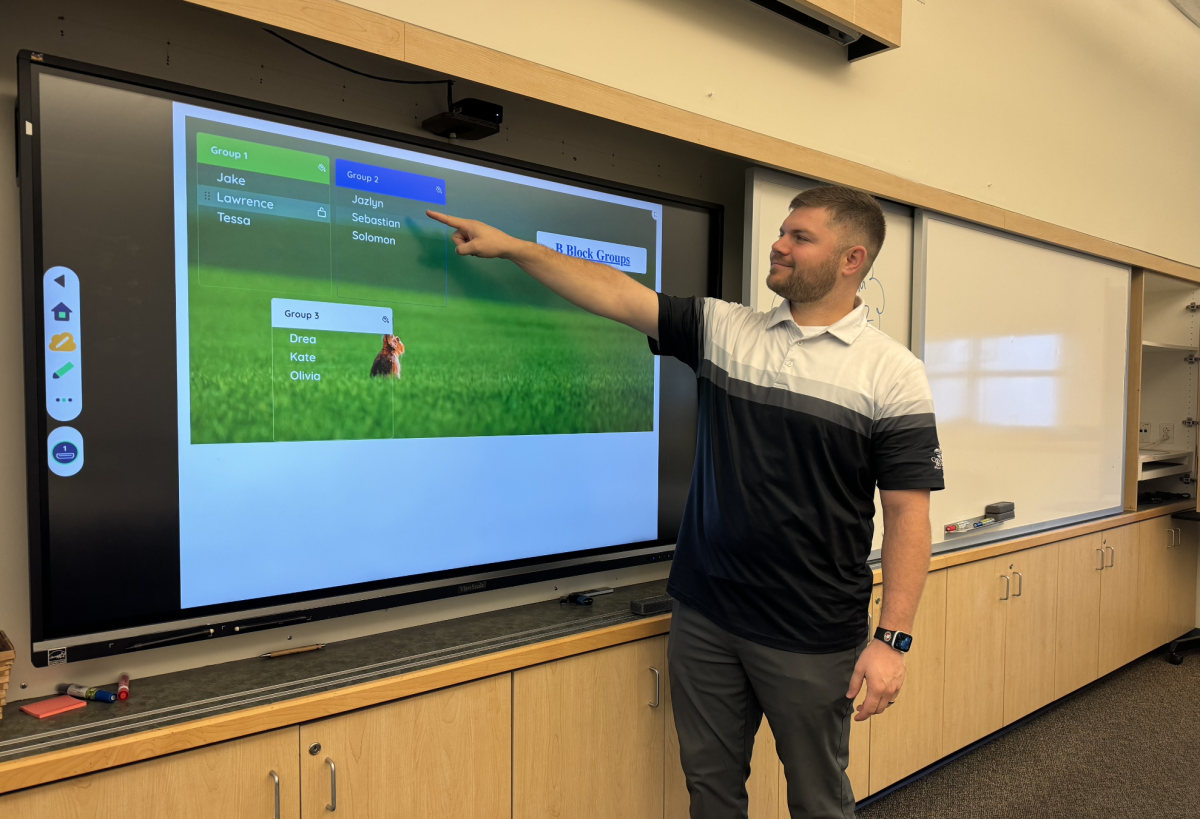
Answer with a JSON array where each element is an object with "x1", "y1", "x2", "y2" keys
[{"x1": 856, "y1": 645, "x2": 1200, "y2": 818}]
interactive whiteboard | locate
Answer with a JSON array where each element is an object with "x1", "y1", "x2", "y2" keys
[{"x1": 915, "y1": 213, "x2": 1130, "y2": 552}]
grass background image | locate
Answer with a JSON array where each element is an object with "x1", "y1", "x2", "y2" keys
[{"x1": 190, "y1": 268, "x2": 655, "y2": 443}]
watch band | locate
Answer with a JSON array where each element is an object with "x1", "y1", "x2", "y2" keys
[{"x1": 873, "y1": 626, "x2": 913, "y2": 653}]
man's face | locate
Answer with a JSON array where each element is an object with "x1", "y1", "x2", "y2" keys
[{"x1": 767, "y1": 206, "x2": 845, "y2": 304}]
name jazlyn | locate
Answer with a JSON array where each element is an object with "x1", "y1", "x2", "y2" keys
[{"x1": 352, "y1": 230, "x2": 396, "y2": 246}]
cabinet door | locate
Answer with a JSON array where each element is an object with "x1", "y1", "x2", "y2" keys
[
  {"x1": 300, "y1": 675, "x2": 509, "y2": 819},
  {"x1": 1097, "y1": 524, "x2": 1142, "y2": 676},
  {"x1": 942, "y1": 557, "x2": 1006, "y2": 754},
  {"x1": 1002, "y1": 544, "x2": 1059, "y2": 724},
  {"x1": 1137, "y1": 516, "x2": 1173, "y2": 650},
  {"x1": 516, "y1": 637, "x2": 666, "y2": 819},
  {"x1": 844, "y1": 586, "x2": 877, "y2": 803},
  {"x1": 1054, "y1": 532, "x2": 1103, "y2": 698},
  {"x1": 0, "y1": 728, "x2": 299, "y2": 819},
  {"x1": 1168, "y1": 521, "x2": 1200, "y2": 639},
  {"x1": 867, "y1": 570, "x2": 947, "y2": 794}
]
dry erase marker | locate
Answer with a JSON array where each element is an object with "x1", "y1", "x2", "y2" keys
[
  {"x1": 117, "y1": 674, "x2": 130, "y2": 701},
  {"x1": 56, "y1": 683, "x2": 117, "y2": 703}
]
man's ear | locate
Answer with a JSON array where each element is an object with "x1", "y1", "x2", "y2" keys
[{"x1": 843, "y1": 246, "x2": 868, "y2": 279}]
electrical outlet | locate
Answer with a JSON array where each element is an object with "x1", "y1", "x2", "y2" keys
[
  {"x1": 1139, "y1": 421, "x2": 1152, "y2": 443},
  {"x1": 1159, "y1": 422, "x2": 1175, "y2": 445}
]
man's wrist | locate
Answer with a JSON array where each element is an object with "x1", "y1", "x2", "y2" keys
[{"x1": 873, "y1": 626, "x2": 913, "y2": 653}]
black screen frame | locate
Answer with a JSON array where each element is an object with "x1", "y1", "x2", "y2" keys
[{"x1": 17, "y1": 50, "x2": 723, "y2": 664}]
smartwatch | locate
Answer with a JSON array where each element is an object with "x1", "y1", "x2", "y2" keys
[{"x1": 874, "y1": 627, "x2": 913, "y2": 653}]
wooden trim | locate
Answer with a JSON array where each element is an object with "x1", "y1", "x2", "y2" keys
[
  {"x1": 0, "y1": 615, "x2": 669, "y2": 796},
  {"x1": 785, "y1": 0, "x2": 902, "y2": 49},
  {"x1": 871, "y1": 501, "x2": 1194, "y2": 583},
  {"x1": 183, "y1": 0, "x2": 1200, "y2": 282},
  {"x1": 187, "y1": 0, "x2": 405, "y2": 61},
  {"x1": 1125, "y1": 270, "x2": 1146, "y2": 510}
]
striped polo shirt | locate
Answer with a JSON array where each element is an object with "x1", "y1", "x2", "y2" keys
[{"x1": 651, "y1": 294, "x2": 944, "y2": 653}]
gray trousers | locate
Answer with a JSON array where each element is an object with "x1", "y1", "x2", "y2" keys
[{"x1": 668, "y1": 601, "x2": 864, "y2": 819}]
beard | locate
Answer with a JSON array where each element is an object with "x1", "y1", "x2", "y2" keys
[{"x1": 766, "y1": 251, "x2": 842, "y2": 304}]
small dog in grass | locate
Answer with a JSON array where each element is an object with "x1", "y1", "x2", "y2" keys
[{"x1": 370, "y1": 334, "x2": 405, "y2": 381}]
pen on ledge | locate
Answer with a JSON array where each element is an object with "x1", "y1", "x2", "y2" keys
[{"x1": 260, "y1": 643, "x2": 326, "y2": 659}]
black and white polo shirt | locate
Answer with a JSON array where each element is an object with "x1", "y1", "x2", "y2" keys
[{"x1": 651, "y1": 294, "x2": 944, "y2": 653}]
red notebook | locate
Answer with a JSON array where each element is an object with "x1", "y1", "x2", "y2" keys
[{"x1": 20, "y1": 695, "x2": 86, "y2": 719}]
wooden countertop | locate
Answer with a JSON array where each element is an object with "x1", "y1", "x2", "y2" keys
[{"x1": 0, "y1": 500, "x2": 1190, "y2": 795}]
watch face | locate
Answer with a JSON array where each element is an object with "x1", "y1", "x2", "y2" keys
[{"x1": 895, "y1": 633, "x2": 913, "y2": 651}]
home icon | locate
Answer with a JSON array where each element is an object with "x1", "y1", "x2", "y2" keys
[{"x1": 51, "y1": 302, "x2": 73, "y2": 322}]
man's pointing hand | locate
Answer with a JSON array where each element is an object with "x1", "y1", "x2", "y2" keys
[{"x1": 426, "y1": 210, "x2": 521, "y2": 259}]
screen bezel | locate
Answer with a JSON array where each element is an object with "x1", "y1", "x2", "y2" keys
[{"x1": 18, "y1": 50, "x2": 722, "y2": 664}]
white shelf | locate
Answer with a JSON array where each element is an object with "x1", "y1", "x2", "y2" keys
[
  {"x1": 1137, "y1": 447, "x2": 1194, "y2": 481},
  {"x1": 1142, "y1": 340, "x2": 1199, "y2": 351}
]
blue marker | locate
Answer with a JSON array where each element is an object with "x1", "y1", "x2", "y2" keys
[{"x1": 57, "y1": 683, "x2": 118, "y2": 703}]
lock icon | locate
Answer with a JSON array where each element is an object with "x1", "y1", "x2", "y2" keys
[{"x1": 317, "y1": 206, "x2": 327, "y2": 218}]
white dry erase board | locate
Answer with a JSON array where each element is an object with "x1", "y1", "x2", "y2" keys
[
  {"x1": 742, "y1": 168, "x2": 914, "y2": 348},
  {"x1": 913, "y1": 212, "x2": 1130, "y2": 553}
]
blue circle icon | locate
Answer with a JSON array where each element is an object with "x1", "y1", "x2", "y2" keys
[{"x1": 53, "y1": 442, "x2": 78, "y2": 463}]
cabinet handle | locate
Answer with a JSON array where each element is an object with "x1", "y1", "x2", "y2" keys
[
  {"x1": 269, "y1": 770, "x2": 280, "y2": 819},
  {"x1": 867, "y1": 611, "x2": 872, "y2": 640},
  {"x1": 1096, "y1": 549, "x2": 1105, "y2": 571},
  {"x1": 1000, "y1": 575, "x2": 1010, "y2": 601},
  {"x1": 1168, "y1": 528, "x2": 1180, "y2": 547},
  {"x1": 1105, "y1": 546, "x2": 1114, "y2": 568},
  {"x1": 1013, "y1": 571, "x2": 1023, "y2": 597},
  {"x1": 649, "y1": 666, "x2": 661, "y2": 708},
  {"x1": 325, "y1": 757, "x2": 337, "y2": 812}
]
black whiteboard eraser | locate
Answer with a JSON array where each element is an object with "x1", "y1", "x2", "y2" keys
[
  {"x1": 985, "y1": 501, "x2": 1015, "y2": 520},
  {"x1": 631, "y1": 594, "x2": 673, "y2": 616}
]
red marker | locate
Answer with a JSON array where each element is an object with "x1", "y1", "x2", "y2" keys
[{"x1": 117, "y1": 674, "x2": 130, "y2": 701}]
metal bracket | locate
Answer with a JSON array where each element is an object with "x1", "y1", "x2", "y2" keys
[
  {"x1": 1180, "y1": 475, "x2": 1194, "y2": 485},
  {"x1": 1187, "y1": 354, "x2": 1200, "y2": 365},
  {"x1": 1188, "y1": 302, "x2": 1200, "y2": 312},
  {"x1": 1183, "y1": 418, "x2": 1200, "y2": 428}
]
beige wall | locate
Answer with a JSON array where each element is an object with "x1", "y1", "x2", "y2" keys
[{"x1": 352, "y1": 0, "x2": 1200, "y2": 268}]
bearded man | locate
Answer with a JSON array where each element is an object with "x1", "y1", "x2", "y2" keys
[{"x1": 428, "y1": 184, "x2": 943, "y2": 819}]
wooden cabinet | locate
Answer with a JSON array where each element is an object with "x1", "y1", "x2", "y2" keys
[
  {"x1": 1142, "y1": 517, "x2": 1200, "y2": 646},
  {"x1": 1167, "y1": 521, "x2": 1199, "y2": 639},
  {"x1": 942, "y1": 557, "x2": 1007, "y2": 754},
  {"x1": 1137, "y1": 515, "x2": 1174, "y2": 651},
  {"x1": 1097, "y1": 524, "x2": 1142, "y2": 676},
  {"x1": 867, "y1": 571, "x2": 946, "y2": 794},
  {"x1": 1001, "y1": 544, "x2": 1059, "y2": 724},
  {"x1": 0, "y1": 728, "x2": 299, "y2": 819},
  {"x1": 844, "y1": 587, "x2": 876, "y2": 802},
  {"x1": 1054, "y1": 532, "x2": 1103, "y2": 698},
  {"x1": 515, "y1": 636, "x2": 666, "y2": 819},
  {"x1": 299, "y1": 675, "x2": 509, "y2": 819}
]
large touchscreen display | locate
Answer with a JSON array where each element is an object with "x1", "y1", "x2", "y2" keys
[{"x1": 172, "y1": 105, "x2": 662, "y2": 607}]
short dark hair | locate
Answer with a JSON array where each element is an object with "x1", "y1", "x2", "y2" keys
[{"x1": 788, "y1": 185, "x2": 886, "y2": 276}]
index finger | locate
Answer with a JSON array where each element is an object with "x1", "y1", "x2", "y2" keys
[{"x1": 425, "y1": 209, "x2": 465, "y2": 228}]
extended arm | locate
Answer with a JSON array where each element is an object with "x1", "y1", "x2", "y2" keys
[
  {"x1": 845, "y1": 488, "x2": 932, "y2": 720},
  {"x1": 426, "y1": 211, "x2": 660, "y2": 338}
]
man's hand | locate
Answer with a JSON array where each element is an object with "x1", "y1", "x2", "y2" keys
[
  {"x1": 845, "y1": 639, "x2": 906, "y2": 721},
  {"x1": 426, "y1": 210, "x2": 523, "y2": 259},
  {"x1": 424, "y1": 209, "x2": 659, "y2": 337}
]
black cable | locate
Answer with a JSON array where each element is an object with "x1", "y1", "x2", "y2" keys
[{"x1": 263, "y1": 28, "x2": 454, "y2": 110}]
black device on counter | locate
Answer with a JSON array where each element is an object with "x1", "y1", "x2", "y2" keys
[{"x1": 630, "y1": 594, "x2": 673, "y2": 616}]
